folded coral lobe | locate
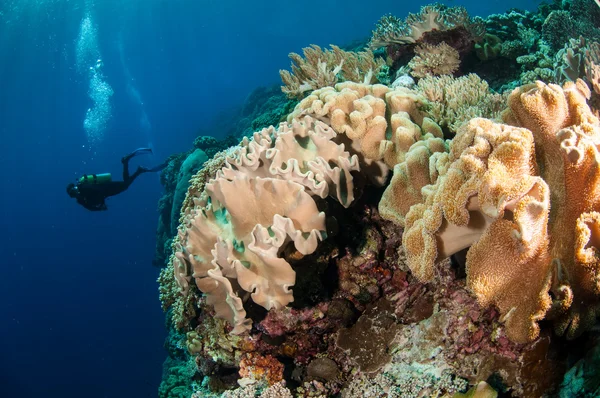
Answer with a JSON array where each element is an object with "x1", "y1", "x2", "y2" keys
[
  {"x1": 466, "y1": 179, "x2": 553, "y2": 343},
  {"x1": 504, "y1": 79, "x2": 600, "y2": 339},
  {"x1": 173, "y1": 116, "x2": 359, "y2": 334},
  {"x1": 402, "y1": 118, "x2": 554, "y2": 342}
]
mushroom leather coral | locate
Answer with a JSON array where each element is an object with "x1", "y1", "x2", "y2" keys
[
  {"x1": 503, "y1": 79, "x2": 600, "y2": 339},
  {"x1": 378, "y1": 135, "x2": 448, "y2": 227},
  {"x1": 401, "y1": 117, "x2": 553, "y2": 343},
  {"x1": 219, "y1": 115, "x2": 359, "y2": 207},
  {"x1": 288, "y1": 82, "x2": 442, "y2": 185},
  {"x1": 384, "y1": 80, "x2": 600, "y2": 343},
  {"x1": 174, "y1": 116, "x2": 360, "y2": 333}
]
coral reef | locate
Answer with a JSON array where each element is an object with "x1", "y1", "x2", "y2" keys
[
  {"x1": 154, "y1": 2, "x2": 600, "y2": 397},
  {"x1": 369, "y1": 4, "x2": 485, "y2": 76},
  {"x1": 503, "y1": 79, "x2": 600, "y2": 340},
  {"x1": 369, "y1": 4, "x2": 485, "y2": 51}
]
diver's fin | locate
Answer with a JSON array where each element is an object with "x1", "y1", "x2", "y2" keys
[
  {"x1": 122, "y1": 148, "x2": 153, "y2": 164},
  {"x1": 131, "y1": 147, "x2": 153, "y2": 157},
  {"x1": 146, "y1": 161, "x2": 169, "y2": 173}
]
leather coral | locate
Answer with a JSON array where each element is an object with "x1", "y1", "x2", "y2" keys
[
  {"x1": 391, "y1": 79, "x2": 600, "y2": 343},
  {"x1": 173, "y1": 116, "x2": 360, "y2": 333},
  {"x1": 503, "y1": 79, "x2": 600, "y2": 339},
  {"x1": 400, "y1": 117, "x2": 553, "y2": 343},
  {"x1": 288, "y1": 82, "x2": 444, "y2": 185}
]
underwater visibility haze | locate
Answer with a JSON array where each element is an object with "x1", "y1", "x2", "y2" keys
[{"x1": 5, "y1": 0, "x2": 600, "y2": 397}]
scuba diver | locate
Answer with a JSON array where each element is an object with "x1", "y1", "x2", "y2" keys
[{"x1": 66, "y1": 148, "x2": 167, "y2": 211}]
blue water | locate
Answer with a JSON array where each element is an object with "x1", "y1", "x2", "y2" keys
[{"x1": 0, "y1": 0, "x2": 542, "y2": 397}]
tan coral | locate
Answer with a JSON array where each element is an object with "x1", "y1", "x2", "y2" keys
[
  {"x1": 397, "y1": 80, "x2": 600, "y2": 342},
  {"x1": 279, "y1": 45, "x2": 385, "y2": 99},
  {"x1": 288, "y1": 82, "x2": 439, "y2": 185},
  {"x1": 408, "y1": 42, "x2": 460, "y2": 78},
  {"x1": 416, "y1": 74, "x2": 506, "y2": 132},
  {"x1": 280, "y1": 45, "x2": 342, "y2": 99},
  {"x1": 379, "y1": 134, "x2": 448, "y2": 227},
  {"x1": 503, "y1": 79, "x2": 600, "y2": 339},
  {"x1": 400, "y1": 118, "x2": 554, "y2": 342}
]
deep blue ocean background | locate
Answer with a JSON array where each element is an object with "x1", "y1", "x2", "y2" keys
[{"x1": 0, "y1": 0, "x2": 542, "y2": 397}]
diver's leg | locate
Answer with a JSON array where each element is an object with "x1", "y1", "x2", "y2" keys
[
  {"x1": 146, "y1": 160, "x2": 169, "y2": 173},
  {"x1": 122, "y1": 156, "x2": 131, "y2": 182},
  {"x1": 121, "y1": 148, "x2": 153, "y2": 182},
  {"x1": 121, "y1": 148, "x2": 153, "y2": 164},
  {"x1": 125, "y1": 161, "x2": 168, "y2": 187},
  {"x1": 125, "y1": 166, "x2": 148, "y2": 187}
]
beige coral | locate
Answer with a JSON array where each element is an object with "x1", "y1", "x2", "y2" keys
[
  {"x1": 416, "y1": 73, "x2": 506, "y2": 132},
  {"x1": 279, "y1": 45, "x2": 385, "y2": 99},
  {"x1": 218, "y1": 118, "x2": 359, "y2": 207},
  {"x1": 173, "y1": 116, "x2": 360, "y2": 333},
  {"x1": 288, "y1": 82, "x2": 442, "y2": 186},
  {"x1": 408, "y1": 42, "x2": 460, "y2": 78}
]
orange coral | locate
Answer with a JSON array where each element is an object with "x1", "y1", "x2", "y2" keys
[
  {"x1": 503, "y1": 79, "x2": 600, "y2": 339},
  {"x1": 400, "y1": 118, "x2": 553, "y2": 343},
  {"x1": 389, "y1": 80, "x2": 600, "y2": 342}
]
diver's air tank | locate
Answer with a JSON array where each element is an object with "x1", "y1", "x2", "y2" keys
[{"x1": 78, "y1": 173, "x2": 112, "y2": 184}]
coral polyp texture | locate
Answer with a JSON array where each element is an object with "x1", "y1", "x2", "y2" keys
[
  {"x1": 503, "y1": 79, "x2": 600, "y2": 340},
  {"x1": 156, "y1": 2, "x2": 600, "y2": 397}
]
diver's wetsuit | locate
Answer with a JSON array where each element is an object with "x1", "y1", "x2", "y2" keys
[{"x1": 71, "y1": 149, "x2": 165, "y2": 211}]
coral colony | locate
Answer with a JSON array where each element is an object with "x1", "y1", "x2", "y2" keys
[{"x1": 155, "y1": 2, "x2": 600, "y2": 397}]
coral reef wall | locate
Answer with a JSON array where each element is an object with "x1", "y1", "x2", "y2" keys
[{"x1": 153, "y1": 2, "x2": 600, "y2": 397}]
